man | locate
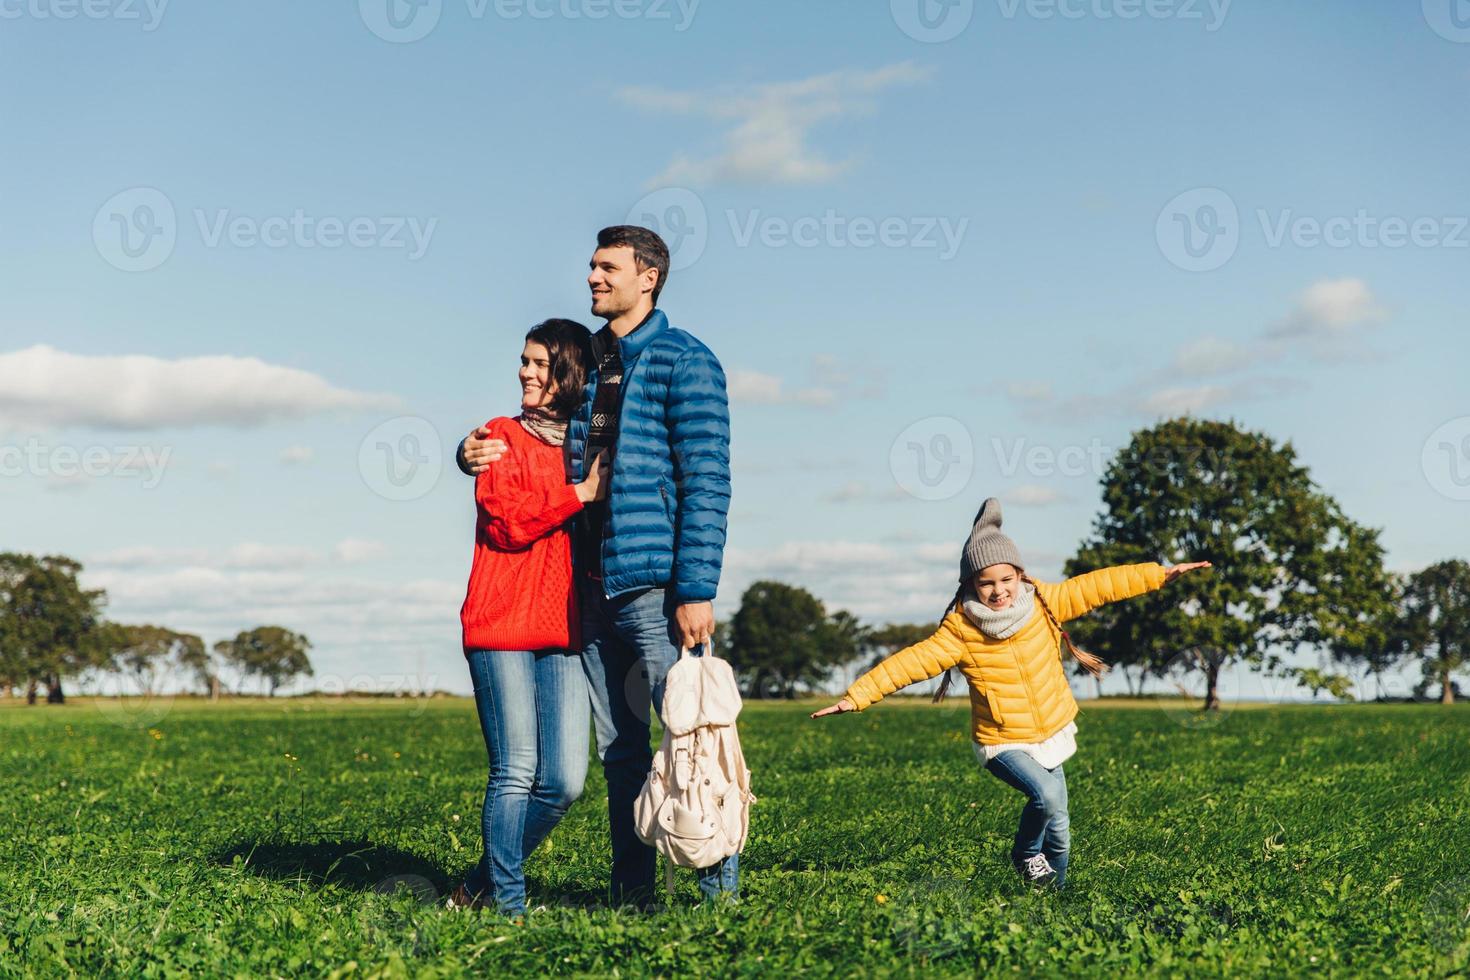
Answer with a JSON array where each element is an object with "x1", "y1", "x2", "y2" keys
[{"x1": 457, "y1": 226, "x2": 735, "y2": 905}]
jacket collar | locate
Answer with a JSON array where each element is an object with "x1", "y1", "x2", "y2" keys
[{"x1": 612, "y1": 308, "x2": 668, "y2": 361}]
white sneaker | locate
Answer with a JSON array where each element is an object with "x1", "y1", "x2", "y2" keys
[{"x1": 1021, "y1": 853, "x2": 1056, "y2": 885}]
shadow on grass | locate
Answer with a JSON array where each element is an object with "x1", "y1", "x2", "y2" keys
[
  {"x1": 213, "y1": 838, "x2": 618, "y2": 910},
  {"x1": 214, "y1": 838, "x2": 451, "y2": 893}
]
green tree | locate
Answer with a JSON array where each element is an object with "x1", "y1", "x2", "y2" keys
[
  {"x1": 1396, "y1": 559, "x2": 1470, "y2": 705},
  {"x1": 864, "y1": 622, "x2": 934, "y2": 669},
  {"x1": 1063, "y1": 418, "x2": 1391, "y2": 713},
  {"x1": 1286, "y1": 667, "x2": 1357, "y2": 702},
  {"x1": 0, "y1": 552, "x2": 111, "y2": 704},
  {"x1": 727, "y1": 581, "x2": 853, "y2": 698},
  {"x1": 214, "y1": 626, "x2": 314, "y2": 697},
  {"x1": 107, "y1": 625, "x2": 206, "y2": 697}
]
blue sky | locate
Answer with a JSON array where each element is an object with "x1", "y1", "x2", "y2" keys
[{"x1": 3, "y1": 0, "x2": 1468, "y2": 698}]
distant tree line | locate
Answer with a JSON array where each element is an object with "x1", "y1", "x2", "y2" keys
[
  {"x1": 5, "y1": 418, "x2": 1466, "y2": 711},
  {"x1": 0, "y1": 552, "x2": 313, "y2": 705},
  {"x1": 723, "y1": 419, "x2": 1470, "y2": 709}
]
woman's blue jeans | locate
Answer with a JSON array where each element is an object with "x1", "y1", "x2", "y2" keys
[
  {"x1": 984, "y1": 750, "x2": 1071, "y2": 887},
  {"x1": 464, "y1": 649, "x2": 590, "y2": 916}
]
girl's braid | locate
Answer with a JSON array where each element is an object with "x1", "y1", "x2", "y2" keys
[
  {"x1": 1022, "y1": 572, "x2": 1105, "y2": 672},
  {"x1": 929, "y1": 582, "x2": 966, "y2": 704}
]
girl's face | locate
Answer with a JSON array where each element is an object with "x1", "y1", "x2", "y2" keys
[
  {"x1": 975, "y1": 563, "x2": 1021, "y2": 610},
  {"x1": 519, "y1": 341, "x2": 558, "y2": 411}
]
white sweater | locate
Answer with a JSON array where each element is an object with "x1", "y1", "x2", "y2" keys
[{"x1": 971, "y1": 721, "x2": 1078, "y2": 771}]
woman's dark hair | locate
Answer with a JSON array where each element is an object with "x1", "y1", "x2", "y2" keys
[{"x1": 524, "y1": 318, "x2": 592, "y2": 419}]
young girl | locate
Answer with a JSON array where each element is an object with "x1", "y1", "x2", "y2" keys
[{"x1": 812, "y1": 497, "x2": 1210, "y2": 889}]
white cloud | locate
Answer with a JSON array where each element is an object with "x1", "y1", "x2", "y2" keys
[
  {"x1": 89, "y1": 542, "x2": 323, "y2": 571},
  {"x1": 0, "y1": 345, "x2": 399, "y2": 431},
  {"x1": 332, "y1": 538, "x2": 388, "y2": 564},
  {"x1": 1268, "y1": 278, "x2": 1385, "y2": 340},
  {"x1": 1009, "y1": 484, "x2": 1067, "y2": 507},
  {"x1": 280, "y1": 445, "x2": 315, "y2": 465},
  {"x1": 1170, "y1": 336, "x2": 1263, "y2": 377},
  {"x1": 1138, "y1": 384, "x2": 1237, "y2": 416},
  {"x1": 89, "y1": 539, "x2": 389, "y2": 572},
  {"x1": 80, "y1": 557, "x2": 465, "y2": 694},
  {"x1": 820, "y1": 480, "x2": 870, "y2": 503},
  {"x1": 622, "y1": 63, "x2": 932, "y2": 187},
  {"x1": 1005, "y1": 381, "x2": 1054, "y2": 403},
  {"x1": 728, "y1": 370, "x2": 836, "y2": 407}
]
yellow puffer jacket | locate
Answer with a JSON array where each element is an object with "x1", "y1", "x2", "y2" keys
[{"x1": 845, "y1": 563, "x2": 1167, "y2": 744}]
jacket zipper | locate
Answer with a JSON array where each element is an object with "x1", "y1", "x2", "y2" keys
[
  {"x1": 601, "y1": 340, "x2": 638, "y2": 600},
  {"x1": 1011, "y1": 631, "x2": 1040, "y2": 730}
]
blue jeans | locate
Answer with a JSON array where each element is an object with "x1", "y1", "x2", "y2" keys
[
  {"x1": 578, "y1": 579, "x2": 740, "y2": 905},
  {"x1": 465, "y1": 649, "x2": 590, "y2": 916},
  {"x1": 984, "y1": 751, "x2": 1070, "y2": 888}
]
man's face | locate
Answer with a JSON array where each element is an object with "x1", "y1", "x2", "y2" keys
[{"x1": 588, "y1": 245, "x2": 656, "y2": 320}]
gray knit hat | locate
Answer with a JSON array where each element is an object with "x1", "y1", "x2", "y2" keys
[{"x1": 960, "y1": 497, "x2": 1024, "y2": 582}]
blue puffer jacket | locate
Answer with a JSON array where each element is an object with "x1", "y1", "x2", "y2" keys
[{"x1": 567, "y1": 310, "x2": 731, "y2": 603}]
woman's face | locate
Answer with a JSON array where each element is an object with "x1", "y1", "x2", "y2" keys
[
  {"x1": 519, "y1": 341, "x2": 557, "y2": 411},
  {"x1": 975, "y1": 563, "x2": 1021, "y2": 610}
]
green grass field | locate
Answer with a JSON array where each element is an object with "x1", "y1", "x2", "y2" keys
[{"x1": 3, "y1": 696, "x2": 1467, "y2": 977}]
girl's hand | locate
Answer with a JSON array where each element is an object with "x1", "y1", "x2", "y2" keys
[
  {"x1": 1164, "y1": 560, "x2": 1212, "y2": 584},
  {"x1": 810, "y1": 698, "x2": 855, "y2": 719}
]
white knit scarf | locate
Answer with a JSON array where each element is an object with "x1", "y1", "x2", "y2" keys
[{"x1": 961, "y1": 581, "x2": 1036, "y2": 639}]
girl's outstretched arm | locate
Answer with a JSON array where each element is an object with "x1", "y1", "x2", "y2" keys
[
  {"x1": 810, "y1": 614, "x2": 968, "y2": 719},
  {"x1": 1036, "y1": 560, "x2": 1212, "y2": 623}
]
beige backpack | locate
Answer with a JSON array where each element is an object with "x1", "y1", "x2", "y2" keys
[{"x1": 633, "y1": 643, "x2": 755, "y2": 885}]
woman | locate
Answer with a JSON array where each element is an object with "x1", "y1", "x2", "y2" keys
[{"x1": 447, "y1": 318, "x2": 609, "y2": 917}]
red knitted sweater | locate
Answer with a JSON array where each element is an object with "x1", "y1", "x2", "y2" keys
[{"x1": 460, "y1": 416, "x2": 584, "y2": 653}]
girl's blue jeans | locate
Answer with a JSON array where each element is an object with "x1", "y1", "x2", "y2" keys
[
  {"x1": 984, "y1": 750, "x2": 1071, "y2": 887},
  {"x1": 464, "y1": 648, "x2": 590, "y2": 916}
]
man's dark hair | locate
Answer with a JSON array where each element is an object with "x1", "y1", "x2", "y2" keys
[
  {"x1": 524, "y1": 318, "x2": 592, "y2": 419},
  {"x1": 596, "y1": 225, "x2": 670, "y2": 307}
]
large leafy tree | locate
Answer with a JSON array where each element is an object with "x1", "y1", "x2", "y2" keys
[
  {"x1": 0, "y1": 552, "x2": 110, "y2": 704},
  {"x1": 1396, "y1": 559, "x2": 1470, "y2": 705},
  {"x1": 727, "y1": 581, "x2": 857, "y2": 698},
  {"x1": 214, "y1": 626, "x2": 313, "y2": 697},
  {"x1": 107, "y1": 625, "x2": 207, "y2": 697},
  {"x1": 1064, "y1": 418, "x2": 1391, "y2": 712}
]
